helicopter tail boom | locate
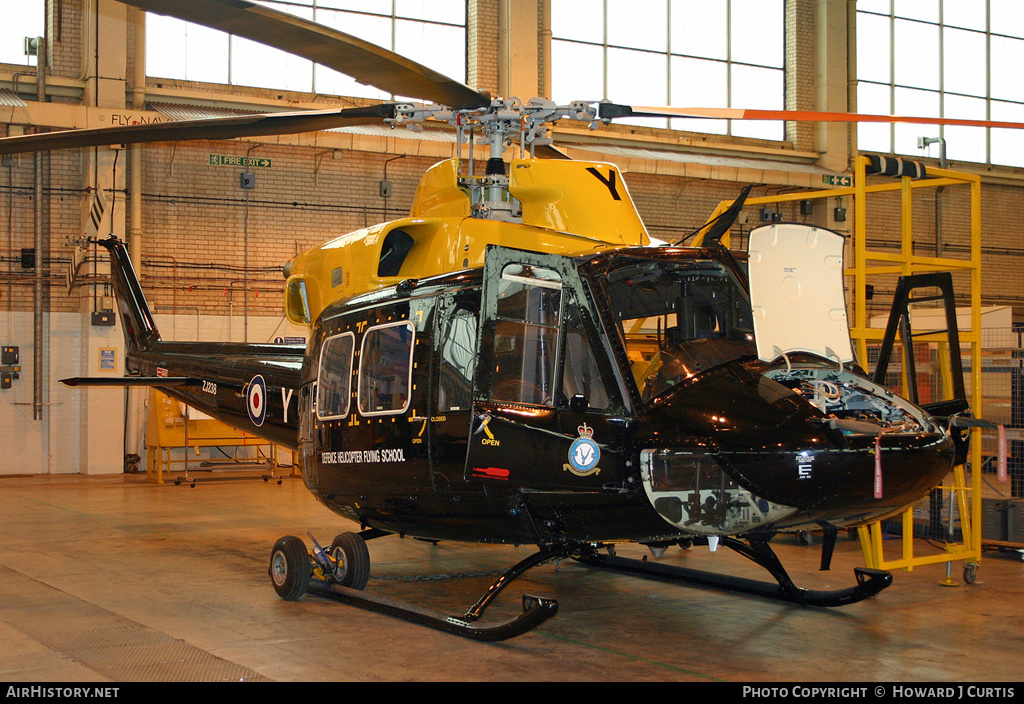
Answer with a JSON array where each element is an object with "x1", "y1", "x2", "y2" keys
[{"x1": 60, "y1": 236, "x2": 304, "y2": 449}]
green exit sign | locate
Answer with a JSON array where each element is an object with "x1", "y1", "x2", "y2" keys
[
  {"x1": 822, "y1": 174, "x2": 852, "y2": 187},
  {"x1": 209, "y1": 154, "x2": 272, "y2": 168}
]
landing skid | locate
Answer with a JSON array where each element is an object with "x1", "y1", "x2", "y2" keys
[
  {"x1": 575, "y1": 536, "x2": 892, "y2": 607},
  {"x1": 307, "y1": 582, "x2": 557, "y2": 642},
  {"x1": 270, "y1": 533, "x2": 564, "y2": 641},
  {"x1": 270, "y1": 532, "x2": 890, "y2": 641}
]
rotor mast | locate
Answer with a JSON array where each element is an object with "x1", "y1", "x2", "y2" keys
[{"x1": 390, "y1": 97, "x2": 602, "y2": 223}]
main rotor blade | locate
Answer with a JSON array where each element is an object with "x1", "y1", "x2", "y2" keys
[
  {"x1": 599, "y1": 104, "x2": 1024, "y2": 131},
  {"x1": 0, "y1": 103, "x2": 397, "y2": 154},
  {"x1": 116, "y1": 0, "x2": 489, "y2": 109}
]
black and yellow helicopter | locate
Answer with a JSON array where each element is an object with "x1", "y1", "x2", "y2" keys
[{"x1": 1, "y1": 0, "x2": 1004, "y2": 641}]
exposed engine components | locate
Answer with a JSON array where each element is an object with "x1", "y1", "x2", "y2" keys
[{"x1": 766, "y1": 367, "x2": 940, "y2": 436}]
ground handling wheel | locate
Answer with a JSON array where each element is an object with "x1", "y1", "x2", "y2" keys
[
  {"x1": 269, "y1": 535, "x2": 312, "y2": 600},
  {"x1": 329, "y1": 532, "x2": 371, "y2": 590}
]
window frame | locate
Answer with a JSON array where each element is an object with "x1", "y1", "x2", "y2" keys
[{"x1": 316, "y1": 331, "x2": 356, "y2": 421}]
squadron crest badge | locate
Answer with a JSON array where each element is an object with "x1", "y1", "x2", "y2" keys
[{"x1": 566, "y1": 423, "x2": 601, "y2": 476}]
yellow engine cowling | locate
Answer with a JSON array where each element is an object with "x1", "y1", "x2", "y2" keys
[{"x1": 284, "y1": 157, "x2": 651, "y2": 326}]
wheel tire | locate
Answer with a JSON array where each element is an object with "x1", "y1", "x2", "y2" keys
[
  {"x1": 269, "y1": 535, "x2": 312, "y2": 600},
  {"x1": 330, "y1": 532, "x2": 371, "y2": 590},
  {"x1": 963, "y1": 562, "x2": 979, "y2": 584}
]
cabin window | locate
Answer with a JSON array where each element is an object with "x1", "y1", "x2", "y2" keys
[
  {"x1": 438, "y1": 306, "x2": 477, "y2": 412},
  {"x1": 358, "y1": 321, "x2": 416, "y2": 415},
  {"x1": 317, "y1": 332, "x2": 355, "y2": 420},
  {"x1": 491, "y1": 264, "x2": 563, "y2": 406}
]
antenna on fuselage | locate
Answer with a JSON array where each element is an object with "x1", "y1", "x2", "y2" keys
[{"x1": 701, "y1": 184, "x2": 754, "y2": 248}]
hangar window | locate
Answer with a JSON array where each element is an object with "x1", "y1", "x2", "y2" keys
[
  {"x1": 358, "y1": 321, "x2": 416, "y2": 416},
  {"x1": 550, "y1": 0, "x2": 785, "y2": 141},
  {"x1": 145, "y1": 0, "x2": 467, "y2": 99},
  {"x1": 0, "y1": 0, "x2": 44, "y2": 66},
  {"x1": 856, "y1": 0, "x2": 1024, "y2": 168},
  {"x1": 317, "y1": 332, "x2": 355, "y2": 420}
]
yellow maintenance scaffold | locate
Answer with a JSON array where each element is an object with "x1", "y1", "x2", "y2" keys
[{"x1": 699, "y1": 155, "x2": 1004, "y2": 584}]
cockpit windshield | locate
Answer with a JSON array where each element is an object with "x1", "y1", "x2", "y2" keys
[{"x1": 603, "y1": 256, "x2": 757, "y2": 402}]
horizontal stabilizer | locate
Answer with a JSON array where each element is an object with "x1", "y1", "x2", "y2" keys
[{"x1": 60, "y1": 376, "x2": 198, "y2": 387}]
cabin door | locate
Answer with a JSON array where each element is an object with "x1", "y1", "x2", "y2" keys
[
  {"x1": 464, "y1": 246, "x2": 622, "y2": 491},
  {"x1": 428, "y1": 290, "x2": 479, "y2": 493}
]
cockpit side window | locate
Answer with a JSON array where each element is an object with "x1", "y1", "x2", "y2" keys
[{"x1": 561, "y1": 305, "x2": 610, "y2": 410}]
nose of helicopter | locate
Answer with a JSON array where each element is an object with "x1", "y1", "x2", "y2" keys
[
  {"x1": 713, "y1": 411, "x2": 956, "y2": 528},
  {"x1": 645, "y1": 362, "x2": 957, "y2": 531}
]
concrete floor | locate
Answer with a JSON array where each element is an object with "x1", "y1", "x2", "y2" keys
[{"x1": 1, "y1": 470, "x2": 1022, "y2": 683}]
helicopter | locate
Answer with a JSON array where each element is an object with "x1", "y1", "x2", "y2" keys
[{"x1": 0, "y1": 0, "x2": 1002, "y2": 641}]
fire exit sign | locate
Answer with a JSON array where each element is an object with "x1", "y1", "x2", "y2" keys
[
  {"x1": 822, "y1": 174, "x2": 852, "y2": 187},
  {"x1": 209, "y1": 154, "x2": 272, "y2": 168}
]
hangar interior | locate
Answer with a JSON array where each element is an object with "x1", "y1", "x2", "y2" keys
[{"x1": 2, "y1": 0, "x2": 1024, "y2": 683}]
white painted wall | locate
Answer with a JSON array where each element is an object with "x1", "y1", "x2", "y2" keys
[{"x1": 0, "y1": 310, "x2": 308, "y2": 476}]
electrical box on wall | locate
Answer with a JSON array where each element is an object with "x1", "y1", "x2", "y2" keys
[
  {"x1": 240, "y1": 172, "x2": 256, "y2": 189},
  {"x1": 1, "y1": 345, "x2": 20, "y2": 388},
  {"x1": 91, "y1": 311, "x2": 116, "y2": 327}
]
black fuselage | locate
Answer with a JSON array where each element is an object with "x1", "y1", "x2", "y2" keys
[
  {"x1": 295, "y1": 247, "x2": 955, "y2": 546},
  {"x1": 102, "y1": 237, "x2": 955, "y2": 548}
]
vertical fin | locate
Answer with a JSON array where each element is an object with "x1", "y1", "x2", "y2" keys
[{"x1": 95, "y1": 235, "x2": 161, "y2": 352}]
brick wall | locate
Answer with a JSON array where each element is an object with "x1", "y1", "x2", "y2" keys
[
  {"x1": 131, "y1": 142, "x2": 443, "y2": 315},
  {"x1": 468, "y1": 0, "x2": 499, "y2": 94},
  {"x1": 49, "y1": 0, "x2": 83, "y2": 81},
  {"x1": 786, "y1": 0, "x2": 816, "y2": 152}
]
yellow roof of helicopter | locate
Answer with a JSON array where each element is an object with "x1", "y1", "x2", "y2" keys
[{"x1": 284, "y1": 157, "x2": 652, "y2": 325}]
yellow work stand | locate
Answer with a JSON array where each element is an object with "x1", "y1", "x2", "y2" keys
[
  {"x1": 145, "y1": 389, "x2": 279, "y2": 484},
  {"x1": 697, "y1": 156, "x2": 987, "y2": 583}
]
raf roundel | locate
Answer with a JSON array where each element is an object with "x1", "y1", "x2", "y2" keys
[{"x1": 247, "y1": 374, "x2": 268, "y2": 427}]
